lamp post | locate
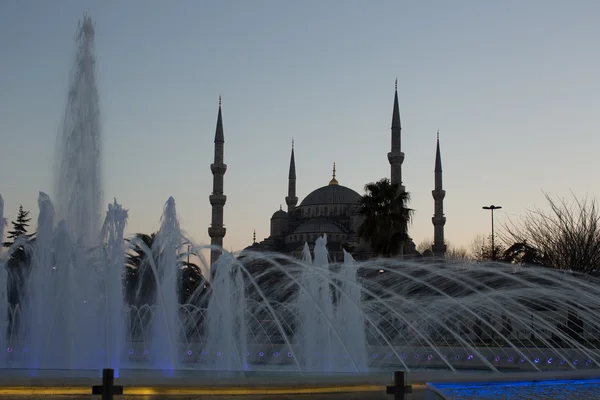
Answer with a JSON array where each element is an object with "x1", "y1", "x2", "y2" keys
[{"x1": 482, "y1": 205, "x2": 502, "y2": 260}]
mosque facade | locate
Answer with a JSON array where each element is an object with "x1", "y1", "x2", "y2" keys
[{"x1": 208, "y1": 83, "x2": 446, "y2": 264}]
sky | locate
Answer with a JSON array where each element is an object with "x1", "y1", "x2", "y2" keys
[{"x1": 1, "y1": 0, "x2": 599, "y2": 254}]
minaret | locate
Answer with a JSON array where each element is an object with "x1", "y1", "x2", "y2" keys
[
  {"x1": 285, "y1": 139, "x2": 298, "y2": 214},
  {"x1": 388, "y1": 79, "x2": 405, "y2": 192},
  {"x1": 208, "y1": 96, "x2": 227, "y2": 266},
  {"x1": 431, "y1": 131, "x2": 447, "y2": 256}
]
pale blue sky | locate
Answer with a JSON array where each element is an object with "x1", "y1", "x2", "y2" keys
[{"x1": 1, "y1": 0, "x2": 599, "y2": 252}]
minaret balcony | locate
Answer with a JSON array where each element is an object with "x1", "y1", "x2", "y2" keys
[
  {"x1": 387, "y1": 151, "x2": 405, "y2": 165},
  {"x1": 285, "y1": 196, "x2": 298, "y2": 206},
  {"x1": 208, "y1": 226, "x2": 226, "y2": 238},
  {"x1": 431, "y1": 216, "x2": 446, "y2": 226},
  {"x1": 210, "y1": 163, "x2": 227, "y2": 174},
  {"x1": 209, "y1": 194, "x2": 227, "y2": 206},
  {"x1": 431, "y1": 189, "x2": 446, "y2": 200}
]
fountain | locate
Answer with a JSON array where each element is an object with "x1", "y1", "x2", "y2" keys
[{"x1": 2, "y1": 13, "x2": 600, "y2": 400}]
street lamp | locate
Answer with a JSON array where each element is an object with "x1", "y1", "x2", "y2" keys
[{"x1": 482, "y1": 205, "x2": 502, "y2": 260}]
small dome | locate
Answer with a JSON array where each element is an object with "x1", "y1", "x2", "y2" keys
[
  {"x1": 271, "y1": 208, "x2": 288, "y2": 220},
  {"x1": 299, "y1": 185, "x2": 361, "y2": 207},
  {"x1": 292, "y1": 219, "x2": 344, "y2": 235}
]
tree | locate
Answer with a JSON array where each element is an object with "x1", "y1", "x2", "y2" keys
[
  {"x1": 416, "y1": 238, "x2": 433, "y2": 255},
  {"x1": 356, "y1": 178, "x2": 414, "y2": 257},
  {"x1": 446, "y1": 245, "x2": 471, "y2": 261},
  {"x1": 124, "y1": 233, "x2": 208, "y2": 307},
  {"x1": 469, "y1": 234, "x2": 506, "y2": 262},
  {"x1": 502, "y1": 242, "x2": 544, "y2": 265},
  {"x1": 501, "y1": 193, "x2": 600, "y2": 274},
  {"x1": 2, "y1": 205, "x2": 34, "y2": 308},
  {"x1": 3, "y1": 205, "x2": 32, "y2": 247}
]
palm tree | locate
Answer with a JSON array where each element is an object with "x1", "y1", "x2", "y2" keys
[
  {"x1": 357, "y1": 178, "x2": 414, "y2": 257},
  {"x1": 124, "y1": 233, "x2": 208, "y2": 307}
]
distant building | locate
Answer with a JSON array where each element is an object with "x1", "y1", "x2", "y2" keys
[{"x1": 209, "y1": 82, "x2": 447, "y2": 261}]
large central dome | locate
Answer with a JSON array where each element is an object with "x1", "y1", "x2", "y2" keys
[{"x1": 299, "y1": 184, "x2": 361, "y2": 207}]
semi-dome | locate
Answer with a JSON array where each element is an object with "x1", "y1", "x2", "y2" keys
[
  {"x1": 299, "y1": 184, "x2": 361, "y2": 207},
  {"x1": 292, "y1": 219, "x2": 344, "y2": 235}
]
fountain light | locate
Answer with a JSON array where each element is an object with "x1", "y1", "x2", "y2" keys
[
  {"x1": 428, "y1": 355, "x2": 433, "y2": 361},
  {"x1": 467, "y1": 354, "x2": 473, "y2": 360},
  {"x1": 273, "y1": 352, "x2": 279, "y2": 357},
  {"x1": 128, "y1": 349, "x2": 134, "y2": 355},
  {"x1": 560, "y1": 359, "x2": 566, "y2": 365},
  {"x1": 385, "y1": 353, "x2": 392, "y2": 359},
  {"x1": 6, "y1": 348, "x2": 12, "y2": 353},
  {"x1": 22, "y1": 348, "x2": 28, "y2": 353},
  {"x1": 574, "y1": 360, "x2": 579, "y2": 365},
  {"x1": 143, "y1": 349, "x2": 149, "y2": 355},
  {"x1": 217, "y1": 352, "x2": 222, "y2": 357},
  {"x1": 287, "y1": 352, "x2": 293, "y2": 358},
  {"x1": 508, "y1": 357, "x2": 514, "y2": 363},
  {"x1": 534, "y1": 358, "x2": 539, "y2": 364},
  {"x1": 187, "y1": 350, "x2": 192, "y2": 356},
  {"x1": 259, "y1": 352, "x2": 264, "y2": 357},
  {"x1": 547, "y1": 358, "x2": 553, "y2": 364},
  {"x1": 586, "y1": 360, "x2": 592, "y2": 366},
  {"x1": 495, "y1": 356, "x2": 500, "y2": 362}
]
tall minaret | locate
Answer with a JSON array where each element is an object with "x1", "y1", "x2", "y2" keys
[
  {"x1": 431, "y1": 131, "x2": 447, "y2": 256},
  {"x1": 208, "y1": 96, "x2": 227, "y2": 266},
  {"x1": 388, "y1": 79, "x2": 405, "y2": 192},
  {"x1": 285, "y1": 139, "x2": 298, "y2": 214}
]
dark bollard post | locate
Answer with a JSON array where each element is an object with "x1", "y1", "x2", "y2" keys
[
  {"x1": 386, "y1": 371, "x2": 412, "y2": 399},
  {"x1": 92, "y1": 368, "x2": 123, "y2": 400}
]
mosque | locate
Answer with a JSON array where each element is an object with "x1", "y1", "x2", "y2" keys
[{"x1": 207, "y1": 82, "x2": 446, "y2": 265}]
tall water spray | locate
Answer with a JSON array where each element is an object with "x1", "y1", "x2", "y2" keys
[
  {"x1": 151, "y1": 197, "x2": 182, "y2": 369},
  {"x1": 99, "y1": 199, "x2": 128, "y2": 373},
  {"x1": 0, "y1": 194, "x2": 6, "y2": 365},
  {"x1": 55, "y1": 15, "x2": 102, "y2": 247},
  {"x1": 334, "y1": 250, "x2": 368, "y2": 372},
  {"x1": 296, "y1": 237, "x2": 336, "y2": 372},
  {"x1": 0, "y1": 194, "x2": 4, "y2": 247},
  {"x1": 26, "y1": 193, "x2": 57, "y2": 368},
  {"x1": 204, "y1": 253, "x2": 248, "y2": 371}
]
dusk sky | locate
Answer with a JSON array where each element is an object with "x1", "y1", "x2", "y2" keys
[{"x1": 1, "y1": 0, "x2": 599, "y2": 253}]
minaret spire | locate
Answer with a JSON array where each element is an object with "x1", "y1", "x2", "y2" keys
[
  {"x1": 431, "y1": 130, "x2": 446, "y2": 257},
  {"x1": 208, "y1": 96, "x2": 227, "y2": 267},
  {"x1": 329, "y1": 162, "x2": 339, "y2": 185},
  {"x1": 253, "y1": 229, "x2": 256, "y2": 244},
  {"x1": 285, "y1": 139, "x2": 298, "y2": 214},
  {"x1": 388, "y1": 79, "x2": 405, "y2": 192}
]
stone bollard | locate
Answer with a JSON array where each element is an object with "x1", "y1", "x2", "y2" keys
[
  {"x1": 386, "y1": 370, "x2": 412, "y2": 399},
  {"x1": 92, "y1": 368, "x2": 123, "y2": 400}
]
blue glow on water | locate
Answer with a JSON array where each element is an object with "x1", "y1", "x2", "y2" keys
[{"x1": 431, "y1": 378, "x2": 600, "y2": 399}]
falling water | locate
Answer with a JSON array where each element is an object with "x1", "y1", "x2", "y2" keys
[
  {"x1": 333, "y1": 250, "x2": 368, "y2": 372},
  {"x1": 26, "y1": 193, "x2": 55, "y2": 369},
  {"x1": 296, "y1": 237, "x2": 336, "y2": 372},
  {"x1": 0, "y1": 195, "x2": 6, "y2": 365},
  {"x1": 99, "y1": 199, "x2": 128, "y2": 373},
  {"x1": 54, "y1": 15, "x2": 102, "y2": 247},
  {"x1": 151, "y1": 197, "x2": 181, "y2": 369},
  {"x1": 0, "y1": 194, "x2": 4, "y2": 246},
  {"x1": 204, "y1": 253, "x2": 248, "y2": 371}
]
